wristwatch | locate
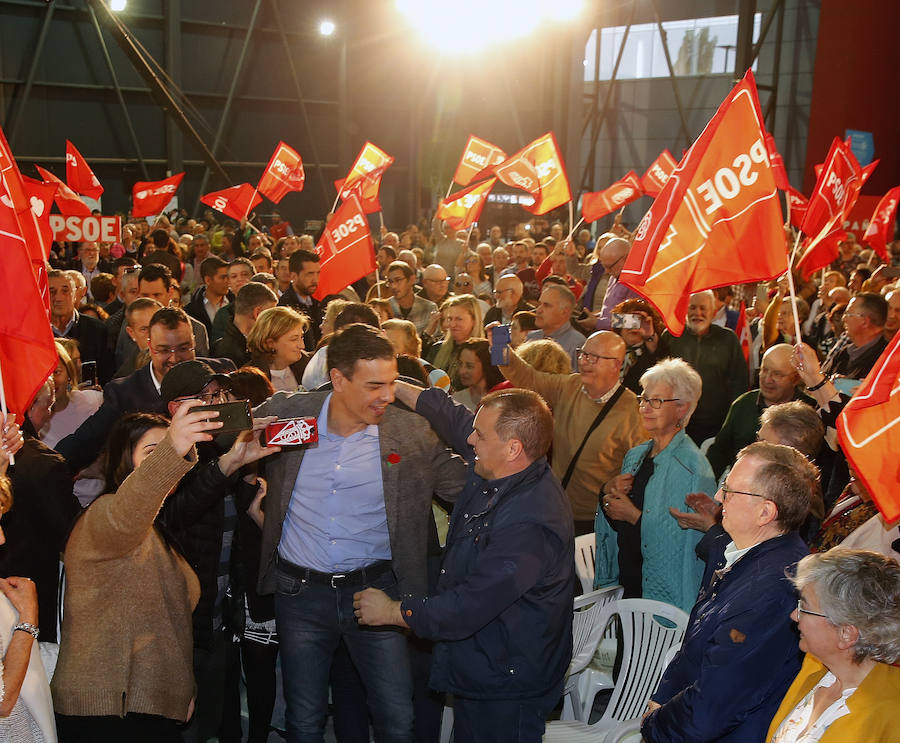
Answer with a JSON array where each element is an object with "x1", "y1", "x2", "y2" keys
[{"x1": 13, "y1": 622, "x2": 39, "y2": 640}]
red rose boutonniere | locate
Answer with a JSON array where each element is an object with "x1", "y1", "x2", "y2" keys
[{"x1": 386, "y1": 452, "x2": 401, "y2": 466}]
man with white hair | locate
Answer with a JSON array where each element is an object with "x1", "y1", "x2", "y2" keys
[
  {"x1": 664, "y1": 290, "x2": 748, "y2": 446},
  {"x1": 483, "y1": 275, "x2": 530, "y2": 326}
]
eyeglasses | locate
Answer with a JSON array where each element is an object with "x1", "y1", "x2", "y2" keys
[
  {"x1": 637, "y1": 395, "x2": 681, "y2": 409},
  {"x1": 796, "y1": 599, "x2": 829, "y2": 619},
  {"x1": 492, "y1": 288, "x2": 513, "y2": 297},
  {"x1": 150, "y1": 343, "x2": 195, "y2": 358},
  {"x1": 720, "y1": 480, "x2": 767, "y2": 500},
  {"x1": 576, "y1": 348, "x2": 618, "y2": 365}
]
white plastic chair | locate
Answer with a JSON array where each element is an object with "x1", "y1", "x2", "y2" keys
[
  {"x1": 544, "y1": 599, "x2": 688, "y2": 741},
  {"x1": 561, "y1": 585, "x2": 624, "y2": 721},
  {"x1": 574, "y1": 533, "x2": 597, "y2": 594}
]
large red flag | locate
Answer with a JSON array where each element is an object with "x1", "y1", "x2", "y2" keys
[
  {"x1": 640, "y1": 150, "x2": 678, "y2": 197},
  {"x1": 492, "y1": 132, "x2": 571, "y2": 215},
  {"x1": 200, "y1": 183, "x2": 262, "y2": 222},
  {"x1": 436, "y1": 177, "x2": 497, "y2": 230},
  {"x1": 35, "y1": 165, "x2": 91, "y2": 217},
  {"x1": 65, "y1": 140, "x2": 103, "y2": 199},
  {"x1": 334, "y1": 166, "x2": 389, "y2": 215},
  {"x1": 862, "y1": 186, "x2": 900, "y2": 261},
  {"x1": 785, "y1": 186, "x2": 809, "y2": 230},
  {"x1": 798, "y1": 138, "x2": 862, "y2": 247},
  {"x1": 453, "y1": 135, "x2": 507, "y2": 187},
  {"x1": 21, "y1": 175, "x2": 58, "y2": 258},
  {"x1": 313, "y1": 195, "x2": 376, "y2": 300},
  {"x1": 132, "y1": 173, "x2": 184, "y2": 218},
  {"x1": 341, "y1": 142, "x2": 394, "y2": 193},
  {"x1": 582, "y1": 171, "x2": 644, "y2": 222},
  {"x1": 257, "y1": 141, "x2": 305, "y2": 204},
  {"x1": 764, "y1": 133, "x2": 790, "y2": 191},
  {"x1": 619, "y1": 71, "x2": 786, "y2": 336},
  {"x1": 836, "y1": 332, "x2": 900, "y2": 522},
  {"x1": 0, "y1": 128, "x2": 57, "y2": 421},
  {"x1": 796, "y1": 227, "x2": 848, "y2": 279}
]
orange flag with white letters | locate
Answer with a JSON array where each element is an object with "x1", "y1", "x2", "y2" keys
[
  {"x1": 257, "y1": 141, "x2": 305, "y2": 204},
  {"x1": 619, "y1": 71, "x2": 786, "y2": 336},
  {"x1": 453, "y1": 136, "x2": 507, "y2": 187},
  {"x1": 582, "y1": 171, "x2": 644, "y2": 222},
  {"x1": 640, "y1": 150, "x2": 678, "y2": 197},
  {"x1": 492, "y1": 132, "x2": 571, "y2": 215},
  {"x1": 341, "y1": 142, "x2": 394, "y2": 193},
  {"x1": 436, "y1": 177, "x2": 497, "y2": 230}
]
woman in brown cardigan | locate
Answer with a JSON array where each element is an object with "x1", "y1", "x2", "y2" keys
[{"x1": 51, "y1": 403, "x2": 225, "y2": 742}]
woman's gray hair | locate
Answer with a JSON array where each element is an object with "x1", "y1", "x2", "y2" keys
[
  {"x1": 639, "y1": 358, "x2": 702, "y2": 427},
  {"x1": 792, "y1": 549, "x2": 900, "y2": 664}
]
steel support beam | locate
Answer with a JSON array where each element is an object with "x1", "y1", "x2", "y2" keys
[
  {"x1": 734, "y1": 0, "x2": 757, "y2": 76},
  {"x1": 5, "y1": 0, "x2": 56, "y2": 145},
  {"x1": 165, "y1": 0, "x2": 183, "y2": 177},
  {"x1": 651, "y1": 0, "x2": 691, "y2": 151}
]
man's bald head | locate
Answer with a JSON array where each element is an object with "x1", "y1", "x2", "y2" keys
[
  {"x1": 495, "y1": 274, "x2": 524, "y2": 313},
  {"x1": 598, "y1": 238, "x2": 630, "y2": 277},
  {"x1": 422, "y1": 264, "x2": 448, "y2": 282},
  {"x1": 827, "y1": 286, "x2": 851, "y2": 308},
  {"x1": 586, "y1": 330, "x2": 627, "y2": 360},
  {"x1": 578, "y1": 331, "x2": 626, "y2": 397},
  {"x1": 759, "y1": 343, "x2": 800, "y2": 405}
]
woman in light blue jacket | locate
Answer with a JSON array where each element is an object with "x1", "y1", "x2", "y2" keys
[{"x1": 595, "y1": 358, "x2": 716, "y2": 612}]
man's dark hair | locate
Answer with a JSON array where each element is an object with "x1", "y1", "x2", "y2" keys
[
  {"x1": 378, "y1": 245, "x2": 397, "y2": 260},
  {"x1": 457, "y1": 338, "x2": 504, "y2": 388},
  {"x1": 855, "y1": 292, "x2": 888, "y2": 327},
  {"x1": 249, "y1": 250, "x2": 273, "y2": 269},
  {"x1": 288, "y1": 248, "x2": 320, "y2": 274},
  {"x1": 151, "y1": 228, "x2": 170, "y2": 250},
  {"x1": 334, "y1": 303, "x2": 381, "y2": 331},
  {"x1": 327, "y1": 323, "x2": 394, "y2": 379},
  {"x1": 113, "y1": 256, "x2": 139, "y2": 271},
  {"x1": 200, "y1": 255, "x2": 228, "y2": 280},
  {"x1": 234, "y1": 282, "x2": 277, "y2": 317},
  {"x1": 138, "y1": 263, "x2": 173, "y2": 289},
  {"x1": 387, "y1": 260, "x2": 414, "y2": 280},
  {"x1": 149, "y1": 306, "x2": 191, "y2": 332},
  {"x1": 230, "y1": 256, "x2": 254, "y2": 272},
  {"x1": 90, "y1": 273, "x2": 116, "y2": 304}
]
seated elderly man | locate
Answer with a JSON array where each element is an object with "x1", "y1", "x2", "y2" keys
[
  {"x1": 706, "y1": 344, "x2": 815, "y2": 479},
  {"x1": 642, "y1": 442, "x2": 815, "y2": 743}
]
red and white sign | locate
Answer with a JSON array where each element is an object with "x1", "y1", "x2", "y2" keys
[
  {"x1": 582, "y1": 171, "x2": 644, "y2": 222},
  {"x1": 799, "y1": 137, "x2": 863, "y2": 246},
  {"x1": 492, "y1": 131, "x2": 571, "y2": 215},
  {"x1": 132, "y1": 173, "x2": 184, "y2": 218},
  {"x1": 436, "y1": 177, "x2": 497, "y2": 230},
  {"x1": 65, "y1": 140, "x2": 104, "y2": 200},
  {"x1": 50, "y1": 215, "x2": 122, "y2": 243},
  {"x1": 341, "y1": 142, "x2": 394, "y2": 193},
  {"x1": 640, "y1": 150, "x2": 678, "y2": 197},
  {"x1": 863, "y1": 186, "x2": 900, "y2": 260},
  {"x1": 313, "y1": 195, "x2": 376, "y2": 300},
  {"x1": 453, "y1": 135, "x2": 507, "y2": 187},
  {"x1": 785, "y1": 186, "x2": 809, "y2": 229},
  {"x1": 257, "y1": 141, "x2": 305, "y2": 204},
  {"x1": 35, "y1": 165, "x2": 91, "y2": 217}
]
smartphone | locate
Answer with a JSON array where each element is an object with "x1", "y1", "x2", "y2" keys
[
  {"x1": 190, "y1": 400, "x2": 252, "y2": 434},
  {"x1": 264, "y1": 417, "x2": 319, "y2": 446},
  {"x1": 78, "y1": 360, "x2": 97, "y2": 388},
  {"x1": 611, "y1": 312, "x2": 642, "y2": 330},
  {"x1": 490, "y1": 325, "x2": 511, "y2": 365}
]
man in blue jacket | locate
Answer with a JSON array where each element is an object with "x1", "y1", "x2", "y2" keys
[
  {"x1": 641, "y1": 442, "x2": 816, "y2": 743},
  {"x1": 354, "y1": 383, "x2": 575, "y2": 743}
]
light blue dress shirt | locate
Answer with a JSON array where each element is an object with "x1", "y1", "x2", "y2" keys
[{"x1": 278, "y1": 393, "x2": 392, "y2": 573}]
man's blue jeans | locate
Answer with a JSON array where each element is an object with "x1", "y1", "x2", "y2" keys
[{"x1": 274, "y1": 564, "x2": 414, "y2": 743}]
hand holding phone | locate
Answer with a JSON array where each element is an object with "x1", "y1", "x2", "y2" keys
[{"x1": 490, "y1": 325, "x2": 511, "y2": 366}]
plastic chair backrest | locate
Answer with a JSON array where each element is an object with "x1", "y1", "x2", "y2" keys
[
  {"x1": 601, "y1": 598, "x2": 689, "y2": 723},
  {"x1": 569, "y1": 585, "x2": 624, "y2": 677},
  {"x1": 574, "y1": 533, "x2": 596, "y2": 593}
]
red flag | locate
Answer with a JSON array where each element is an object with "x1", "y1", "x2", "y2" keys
[
  {"x1": 862, "y1": 186, "x2": 900, "y2": 261},
  {"x1": 436, "y1": 177, "x2": 497, "y2": 230},
  {"x1": 619, "y1": 71, "x2": 786, "y2": 336},
  {"x1": 640, "y1": 150, "x2": 678, "y2": 197},
  {"x1": 492, "y1": 132, "x2": 572, "y2": 215},
  {"x1": 453, "y1": 135, "x2": 507, "y2": 187},
  {"x1": 200, "y1": 183, "x2": 262, "y2": 222},
  {"x1": 736, "y1": 301, "x2": 751, "y2": 363},
  {"x1": 257, "y1": 141, "x2": 305, "y2": 204},
  {"x1": 341, "y1": 142, "x2": 394, "y2": 193},
  {"x1": 785, "y1": 186, "x2": 809, "y2": 230},
  {"x1": 35, "y1": 165, "x2": 91, "y2": 217},
  {"x1": 0, "y1": 127, "x2": 57, "y2": 422},
  {"x1": 313, "y1": 195, "x2": 376, "y2": 300},
  {"x1": 764, "y1": 133, "x2": 790, "y2": 191},
  {"x1": 836, "y1": 333, "x2": 900, "y2": 522},
  {"x1": 861, "y1": 160, "x2": 879, "y2": 185},
  {"x1": 582, "y1": 171, "x2": 644, "y2": 223},
  {"x1": 796, "y1": 227, "x2": 848, "y2": 279},
  {"x1": 334, "y1": 166, "x2": 389, "y2": 215},
  {"x1": 21, "y1": 175, "x2": 58, "y2": 257},
  {"x1": 65, "y1": 140, "x2": 103, "y2": 199},
  {"x1": 131, "y1": 173, "x2": 184, "y2": 218}
]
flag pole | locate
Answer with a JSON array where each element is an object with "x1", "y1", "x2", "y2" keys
[
  {"x1": 331, "y1": 190, "x2": 341, "y2": 214},
  {"x1": 568, "y1": 200, "x2": 574, "y2": 237},
  {"x1": 445, "y1": 181, "x2": 454, "y2": 199},
  {"x1": 784, "y1": 230, "x2": 805, "y2": 343},
  {"x1": 0, "y1": 355, "x2": 15, "y2": 465},
  {"x1": 564, "y1": 216, "x2": 585, "y2": 245},
  {"x1": 465, "y1": 223, "x2": 475, "y2": 253}
]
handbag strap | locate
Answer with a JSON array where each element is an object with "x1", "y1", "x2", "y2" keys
[{"x1": 560, "y1": 385, "x2": 626, "y2": 489}]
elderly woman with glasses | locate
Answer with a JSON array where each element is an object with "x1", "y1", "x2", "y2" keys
[
  {"x1": 767, "y1": 549, "x2": 900, "y2": 743},
  {"x1": 596, "y1": 358, "x2": 716, "y2": 611}
]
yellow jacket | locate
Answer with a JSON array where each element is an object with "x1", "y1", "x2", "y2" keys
[{"x1": 767, "y1": 654, "x2": 900, "y2": 742}]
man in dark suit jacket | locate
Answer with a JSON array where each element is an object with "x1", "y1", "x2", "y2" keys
[
  {"x1": 277, "y1": 248, "x2": 323, "y2": 349},
  {"x1": 55, "y1": 307, "x2": 235, "y2": 473},
  {"x1": 68, "y1": 241, "x2": 113, "y2": 292},
  {"x1": 0, "y1": 382, "x2": 81, "y2": 643},
  {"x1": 48, "y1": 269, "x2": 112, "y2": 384},
  {"x1": 185, "y1": 255, "x2": 234, "y2": 337},
  {"x1": 254, "y1": 324, "x2": 466, "y2": 740}
]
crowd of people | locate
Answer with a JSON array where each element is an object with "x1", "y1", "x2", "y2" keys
[{"x1": 0, "y1": 206, "x2": 897, "y2": 743}]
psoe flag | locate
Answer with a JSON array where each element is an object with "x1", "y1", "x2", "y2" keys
[
  {"x1": 640, "y1": 150, "x2": 678, "y2": 197},
  {"x1": 436, "y1": 177, "x2": 497, "y2": 230},
  {"x1": 453, "y1": 135, "x2": 507, "y2": 187},
  {"x1": 582, "y1": 171, "x2": 644, "y2": 223},
  {"x1": 200, "y1": 183, "x2": 262, "y2": 222},
  {"x1": 492, "y1": 131, "x2": 571, "y2": 215},
  {"x1": 862, "y1": 185, "x2": 900, "y2": 262},
  {"x1": 341, "y1": 142, "x2": 394, "y2": 193},
  {"x1": 619, "y1": 71, "x2": 786, "y2": 336},
  {"x1": 35, "y1": 165, "x2": 91, "y2": 217},
  {"x1": 837, "y1": 333, "x2": 900, "y2": 522},
  {"x1": 798, "y1": 137, "x2": 862, "y2": 251},
  {"x1": 313, "y1": 195, "x2": 376, "y2": 301},
  {"x1": 132, "y1": 173, "x2": 184, "y2": 218},
  {"x1": 65, "y1": 140, "x2": 104, "y2": 200},
  {"x1": 258, "y1": 141, "x2": 305, "y2": 204}
]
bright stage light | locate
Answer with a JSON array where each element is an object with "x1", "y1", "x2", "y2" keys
[
  {"x1": 110, "y1": 0, "x2": 126, "y2": 11},
  {"x1": 396, "y1": 0, "x2": 583, "y2": 55},
  {"x1": 319, "y1": 19, "x2": 336, "y2": 36}
]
